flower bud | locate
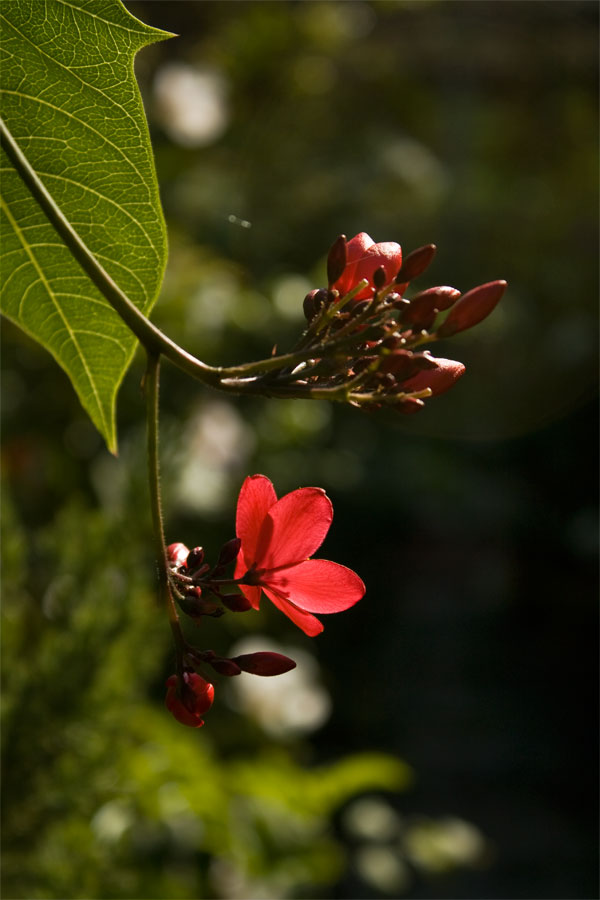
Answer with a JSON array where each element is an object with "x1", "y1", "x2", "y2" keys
[
  {"x1": 402, "y1": 357, "x2": 465, "y2": 396},
  {"x1": 186, "y1": 546, "x2": 205, "y2": 571},
  {"x1": 396, "y1": 243, "x2": 437, "y2": 282},
  {"x1": 394, "y1": 397, "x2": 425, "y2": 415},
  {"x1": 178, "y1": 589, "x2": 222, "y2": 618},
  {"x1": 217, "y1": 537, "x2": 242, "y2": 567},
  {"x1": 165, "y1": 672, "x2": 214, "y2": 727},
  {"x1": 232, "y1": 651, "x2": 297, "y2": 676},
  {"x1": 221, "y1": 592, "x2": 253, "y2": 612},
  {"x1": 327, "y1": 234, "x2": 347, "y2": 286},
  {"x1": 372, "y1": 265, "x2": 387, "y2": 290},
  {"x1": 379, "y1": 349, "x2": 438, "y2": 380},
  {"x1": 402, "y1": 286, "x2": 461, "y2": 329},
  {"x1": 167, "y1": 542, "x2": 189, "y2": 568},
  {"x1": 437, "y1": 280, "x2": 507, "y2": 338},
  {"x1": 303, "y1": 288, "x2": 328, "y2": 322},
  {"x1": 208, "y1": 657, "x2": 242, "y2": 677}
]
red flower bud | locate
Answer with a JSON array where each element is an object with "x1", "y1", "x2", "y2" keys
[
  {"x1": 177, "y1": 589, "x2": 222, "y2": 618},
  {"x1": 437, "y1": 280, "x2": 507, "y2": 338},
  {"x1": 221, "y1": 592, "x2": 253, "y2": 612},
  {"x1": 327, "y1": 234, "x2": 348, "y2": 286},
  {"x1": 394, "y1": 397, "x2": 425, "y2": 415},
  {"x1": 167, "y1": 542, "x2": 189, "y2": 568},
  {"x1": 396, "y1": 243, "x2": 437, "y2": 283},
  {"x1": 165, "y1": 672, "x2": 214, "y2": 727},
  {"x1": 186, "y1": 546, "x2": 205, "y2": 571},
  {"x1": 372, "y1": 265, "x2": 387, "y2": 290},
  {"x1": 232, "y1": 651, "x2": 297, "y2": 676},
  {"x1": 208, "y1": 657, "x2": 242, "y2": 676},
  {"x1": 379, "y1": 350, "x2": 438, "y2": 380},
  {"x1": 401, "y1": 285, "x2": 461, "y2": 331},
  {"x1": 402, "y1": 357, "x2": 466, "y2": 397},
  {"x1": 217, "y1": 537, "x2": 242, "y2": 567},
  {"x1": 303, "y1": 288, "x2": 328, "y2": 322}
]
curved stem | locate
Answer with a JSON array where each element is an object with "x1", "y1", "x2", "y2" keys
[
  {"x1": 1, "y1": 117, "x2": 412, "y2": 403},
  {"x1": 144, "y1": 351, "x2": 185, "y2": 666}
]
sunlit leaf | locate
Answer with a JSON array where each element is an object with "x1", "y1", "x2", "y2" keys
[{"x1": 0, "y1": 0, "x2": 173, "y2": 452}]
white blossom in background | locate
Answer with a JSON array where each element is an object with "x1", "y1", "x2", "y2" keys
[
  {"x1": 174, "y1": 401, "x2": 255, "y2": 514},
  {"x1": 227, "y1": 637, "x2": 331, "y2": 737},
  {"x1": 154, "y1": 63, "x2": 229, "y2": 147}
]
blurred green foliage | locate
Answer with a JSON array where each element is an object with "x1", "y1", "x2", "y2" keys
[{"x1": 2, "y1": 1, "x2": 597, "y2": 898}]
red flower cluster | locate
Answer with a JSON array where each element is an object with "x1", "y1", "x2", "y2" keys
[
  {"x1": 234, "y1": 474, "x2": 365, "y2": 636},
  {"x1": 299, "y1": 231, "x2": 507, "y2": 413},
  {"x1": 165, "y1": 671, "x2": 215, "y2": 727}
]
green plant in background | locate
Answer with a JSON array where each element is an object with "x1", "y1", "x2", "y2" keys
[{"x1": 1, "y1": 1, "x2": 518, "y2": 898}]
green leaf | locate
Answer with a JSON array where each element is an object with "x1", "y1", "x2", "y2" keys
[{"x1": 0, "y1": 1, "x2": 173, "y2": 452}]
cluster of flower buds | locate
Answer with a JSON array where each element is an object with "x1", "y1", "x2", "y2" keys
[
  {"x1": 166, "y1": 538, "x2": 250, "y2": 619},
  {"x1": 164, "y1": 536, "x2": 298, "y2": 727},
  {"x1": 165, "y1": 651, "x2": 296, "y2": 728},
  {"x1": 275, "y1": 232, "x2": 506, "y2": 414}
]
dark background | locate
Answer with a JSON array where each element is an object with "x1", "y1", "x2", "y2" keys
[{"x1": 2, "y1": 2, "x2": 598, "y2": 898}]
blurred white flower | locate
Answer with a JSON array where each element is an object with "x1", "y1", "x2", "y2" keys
[
  {"x1": 174, "y1": 401, "x2": 255, "y2": 513},
  {"x1": 91, "y1": 800, "x2": 133, "y2": 844},
  {"x1": 226, "y1": 636, "x2": 331, "y2": 737},
  {"x1": 355, "y1": 845, "x2": 411, "y2": 895},
  {"x1": 343, "y1": 796, "x2": 402, "y2": 842},
  {"x1": 154, "y1": 62, "x2": 229, "y2": 147},
  {"x1": 405, "y1": 816, "x2": 488, "y2": 872}
]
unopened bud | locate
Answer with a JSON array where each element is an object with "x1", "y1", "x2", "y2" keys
[
  {"x1": 395, "y1": 397, "x2": 425, "y2": 415},
  {"x1": 437, "y1": 280, "x2": 507, "y2": 338},
  {"x1": 402, "y1": 286, "x2": 461, "y2": 329},
  {"x1": 221, "y1": 593, "x2": 253, "y2": 612},
  {"x1": 380, "y1": 349, "x2": 438, "y2": 380},
  {"x1": 402, "y1": 357, "x2": 466, "y2": 397},
  {"x1": 327, "y1": 234, "x2": 347, "y2": 286},
  {"x1": 217, "y1": 537, "x2": 242, "y2": 568},
  {"x1": 350, "y1": 299, "x2": 372, "y2": 317},
  {"x1": 396, "y1": 244, "x2": 437, "y2": 283},
  {"x1": 167, "y1": 542, "x2": 189, "y2": 568},
  {"x1": 208, "y1": 657, "x2": 242, "y2": 677},
  {"x1": 303, "y1": 288, "x2": 328, "y2": 322},
  {"x1": 372, "y1": 265, "x2": 387, "y2": 290},
  {"x1": 178, "y1": 590, "x2": 222, "y2": 618},
  {"x1": 186, "y1": 546, "x2": 205, "y2": 571},
  {"x1": 232, "y1": 651, "x2": 297, "y2": 676}
]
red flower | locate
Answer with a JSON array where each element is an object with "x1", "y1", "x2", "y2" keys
[
  {"x1": 234, "y1": 475, "x2": 365, "y2": 636},
  {"x1": 332, "y1": 232, "x2": 402, "y2": 300},
  {"x1": 165, "y1": 672, "x2": 214, "y2": 727}
]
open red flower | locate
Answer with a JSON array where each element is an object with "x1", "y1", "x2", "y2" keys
[
  {"x1": 234, "y1": 475, "x2": 365, "y2": 636},
  {"x1": 332, "y1": 232, "x2": 402, "y2": 301},
  {"x1": 165, "y1": 672, "x2": 214, "y2": 728}
]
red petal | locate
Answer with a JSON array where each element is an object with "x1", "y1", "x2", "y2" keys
[
  {"x1": 263, "y1": 587, "x2": 324, "y2": 636},
  {"x1": 265, "y1": 558, "x2": 365, "y2": 613},
  {"x1": 237, "y1": 581, "x2": 262, "y2": 610},
  {"x1": 255, "y1": 487, "x2": 333, "y2": 568},
  {"x1": 236, "y1": 474, "x2": 277, "y2": 567},
  {"x1": 352, "y1": 241, "x2": 401, "y2": 292},
  {"x1": 346, "y1": 232, "x2": 375, "y2": 263},
  {"x1": 333, "y1": 232, "x2": 374, "y2": 297}
]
